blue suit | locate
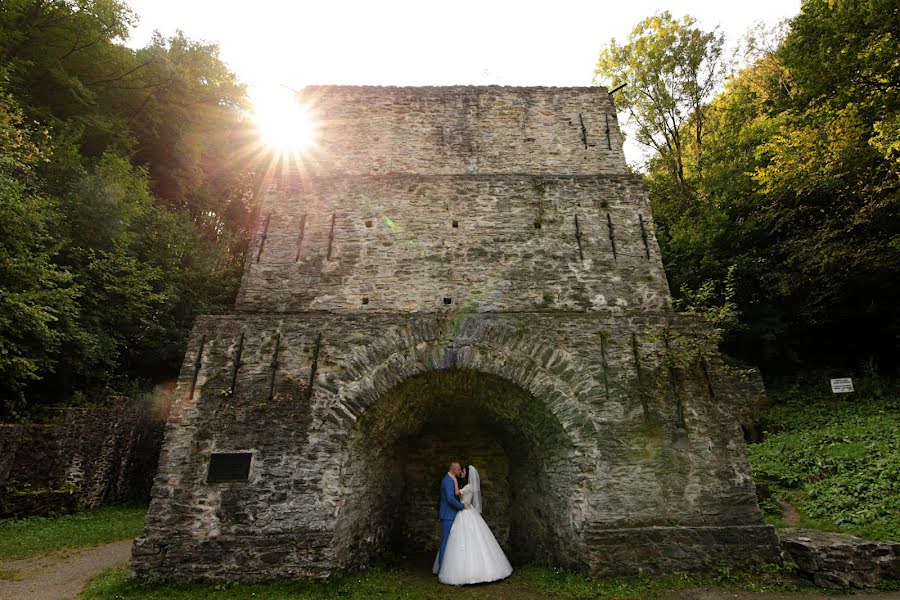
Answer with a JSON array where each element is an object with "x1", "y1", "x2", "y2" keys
[{"x1": 438, "y1": 473, "x2": 466, "y2": 570}]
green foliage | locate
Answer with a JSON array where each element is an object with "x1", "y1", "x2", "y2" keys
[
  {"x1": 0, "y1": 88, "x2": 80, "y2": 414},
  {"x1": 594, "y1": 12, "x2": 726, "y2": 186},
  {"x1": 626, "y1": 0, "x2": 900, "y2": 371},
  {"x1": 0, "y1": 505, "x2": 147, "y2": 560},
  {"x1": 673, "y1": 264, "x2": 740, "y2": 340},
  {"x1": 749, "y1": 389, "x2": 900, "y2": 541},
  {"x1": 0, "y1": 1, "x2": 261, "y2": 414}
]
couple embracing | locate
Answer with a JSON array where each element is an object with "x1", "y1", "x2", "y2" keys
[{"x1": 433, "y1": 461, "x2": 513, "y2": 586}]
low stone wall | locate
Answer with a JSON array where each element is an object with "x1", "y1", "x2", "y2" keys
[
  {"x1": 779, "y1": 528, "x2": 900, "y2": 589},
  {"x1": 585, "y1": 524, "x2": 781, "y2": 576},
  {"x1": 0, "y1": 398, "x2": 166, "y2": 517}
]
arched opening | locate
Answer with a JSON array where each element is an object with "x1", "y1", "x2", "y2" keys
[{"x1": 332, "y1": 369, "x2": 578, "y2": 569}]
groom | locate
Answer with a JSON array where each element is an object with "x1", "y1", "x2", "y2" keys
[{"x1": 438, "y1": 461, "x2": 469, "y2": 572}]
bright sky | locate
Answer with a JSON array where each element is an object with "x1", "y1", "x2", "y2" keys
[{"x1": 125, "y1": 0, "x2": 801, "y2": 163}]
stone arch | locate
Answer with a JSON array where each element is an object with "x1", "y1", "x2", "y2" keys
[{"x1": 314, "y1": 316, "x2": 605, "y2": 571}]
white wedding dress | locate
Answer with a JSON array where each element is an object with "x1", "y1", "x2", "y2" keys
[{"x1": 433, "y1": 466, "x2": 513, "y2": 585}]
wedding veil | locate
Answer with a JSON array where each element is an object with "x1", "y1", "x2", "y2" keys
[{"x1": 468, "y1": 465, "x2": 482, "y2": 513}]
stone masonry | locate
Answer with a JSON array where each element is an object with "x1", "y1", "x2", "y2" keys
[
  {"x1": 1, "y1": 398, "x2": 164, "y2": 517},
  {"x1": 130, "y1": 86, "x2": 779, "y2": 581},
  {"x1": 779, "y1": 528, "x2": 900, "y2": 589}
]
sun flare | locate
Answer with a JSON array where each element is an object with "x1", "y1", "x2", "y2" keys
[{"x1": 251, "y1": 86, "x2": 317, "y2": 153}]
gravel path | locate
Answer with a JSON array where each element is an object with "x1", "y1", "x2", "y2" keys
[{"x1": 0, "y1": 540, "x2": 132, "y2": 600}]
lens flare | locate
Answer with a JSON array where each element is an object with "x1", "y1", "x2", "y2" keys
[{"x1": 251, "y1": 85, "x2": 317, "y2": 153}]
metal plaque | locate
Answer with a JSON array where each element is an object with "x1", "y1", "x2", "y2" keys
[{"x1": 207, "y1": 452, "x2": 252, "y2": 482}]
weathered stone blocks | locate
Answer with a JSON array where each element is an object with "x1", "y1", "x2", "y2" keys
[
  {"x1": 779, "y1": 528, "x2": 900, "y2": 589},
  {"x1": 1, "y1": 399, "x2": 164, "y2": 517},
  {"x1": 131, "y1": 86, "x2": 778, "y2": 581}
]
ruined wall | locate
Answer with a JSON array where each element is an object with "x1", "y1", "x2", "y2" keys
[
  {"x1": 237, "y1": 175, "x2": 669, "y2": 313},
  {"x1": 284, "y1": 86, "x2": 626, "y2": 176},
  {"x1": 0, "y1": 399, "x2": 165, "y2": 517},
  {"x1": 132, "y1": 312, "x2": 776, "y2": 579},
  {"x1": 132, "y1": 86, "x2": 778, "y2": 581}
]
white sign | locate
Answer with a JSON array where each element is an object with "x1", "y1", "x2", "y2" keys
[{"x1": 830, "y1": 378, "x2": 854, "y2": 393}]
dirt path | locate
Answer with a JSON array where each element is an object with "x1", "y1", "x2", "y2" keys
[
  {"x1": 778, "y1": 499, "x2": 803, "y2": 526},
  {"x1": 0, "y1": 540, "x2": 132, "y2": 600}
]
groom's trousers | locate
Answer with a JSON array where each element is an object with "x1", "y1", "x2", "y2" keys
[{"x1": 438, "y1": 518, "x2": 455, "y2": 569}]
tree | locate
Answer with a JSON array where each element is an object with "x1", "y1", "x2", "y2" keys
[
  {"x1": 0, "y1": 1, "x2": 262, "y2": 415},
  {"x1": 616, "y1": 2, "x2": 900, "y2": 372},
  {"x1": 0, "y1": 85, "x2": 80, "y2": 413},
  {"x1": 594, "y1": 11, "x2": 726, "y2": 187}
]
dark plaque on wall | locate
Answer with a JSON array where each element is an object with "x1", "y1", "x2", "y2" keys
[{"x1": 207, "y1": 452, "x2": 252, "y2": 482}]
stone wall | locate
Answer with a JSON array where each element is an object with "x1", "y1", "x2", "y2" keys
[
  {"x1": 779, "y1": 528, "x2": 900, "y2": 589},
  {"x1": 132, "y1": 311, "x2": 777, "y2": 579},
  {"x1": 237, "y1": 175, "x2": 669, "y2": 314},
  {"x1": 288, "y1": 86, "x2": 626, "y2": 176},
  {"x1": 0, "y1": 398, "x2": 165, "y2": 517},
  {"x1": 131, "y1": 86, "x2": 778, "y2": 581}
]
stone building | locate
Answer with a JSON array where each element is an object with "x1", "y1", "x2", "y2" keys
[{"x1": 131, "y1": 86, "x2": 779, "y2": 580}]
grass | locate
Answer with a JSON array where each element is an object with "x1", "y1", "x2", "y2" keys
[
  {"x1": 81, "y1": 563, "x2": 816, "y2": 600},
  {"x1": 0, "y1": 504, "x2": 147, "y2": 560},
  {"x1": 748, "y1": 386, "x2": 900, "y2": 542}
]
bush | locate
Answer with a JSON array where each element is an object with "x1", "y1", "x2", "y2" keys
[{"x1": 748, "y1": 388, "x2": 900, "y2": 541}]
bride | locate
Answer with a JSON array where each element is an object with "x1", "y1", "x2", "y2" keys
[{"x1": 433, "y1": 465, "x2": 513, "y2": 585}]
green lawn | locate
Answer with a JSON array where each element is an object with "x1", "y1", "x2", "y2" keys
[
  {"x1": 81, "y1": 563, "x2": 812, "y2": 600},
  {"x1": 0, "y1": 505, "x2": 147, "y2": 560}
]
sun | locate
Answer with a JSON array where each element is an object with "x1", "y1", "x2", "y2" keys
[{"x1": 250, "y1": 86, "x2": 317, "y2": 153}]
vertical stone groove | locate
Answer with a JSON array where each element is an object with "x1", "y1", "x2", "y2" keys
[
  {"x1": 229, "y1": 332, "x2": 245, "y2": 394},
  {"x1": 579, "y1": 113, "x2": 588, "y2": 149},
  {"x1": 663, "y1": 332, "x2": 685, "y2": 428},
  {"x1": 306, "y1": 333, "x2": 322, "y2": 402},
  {"x1": 188, "y1": 334, "x2": 206, "y2": 402},
  {"x1": 574, "y1": 214, "x2": 584, "y2": 261},
  {"x1": 630, "y1": 332, "x2": 650, "y2": 422},
  {"x1": 604, "y1": 113, "x2": 611, "y2": 150},
  {"x1": 294, "y1": 215, "x2": 307, "y2": 262},
  {"x1": 606, "y1": 213, "x2": 617, "y2": 260},
  {"x1": 600, "y1": 333, "x2": 610, "y2": 402},
  {"x1": 255, "y1": 214, "x2": 271, "y2": 263},
  {"x1": 638, "y1": 214, "x2": 650, "y2": 259},
  {"x1": 326, "y1": 214, "x2": 336, "y2": 260},
  {"x1": 268, "y1": 332, "x2": 281, "y2": 401}
]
